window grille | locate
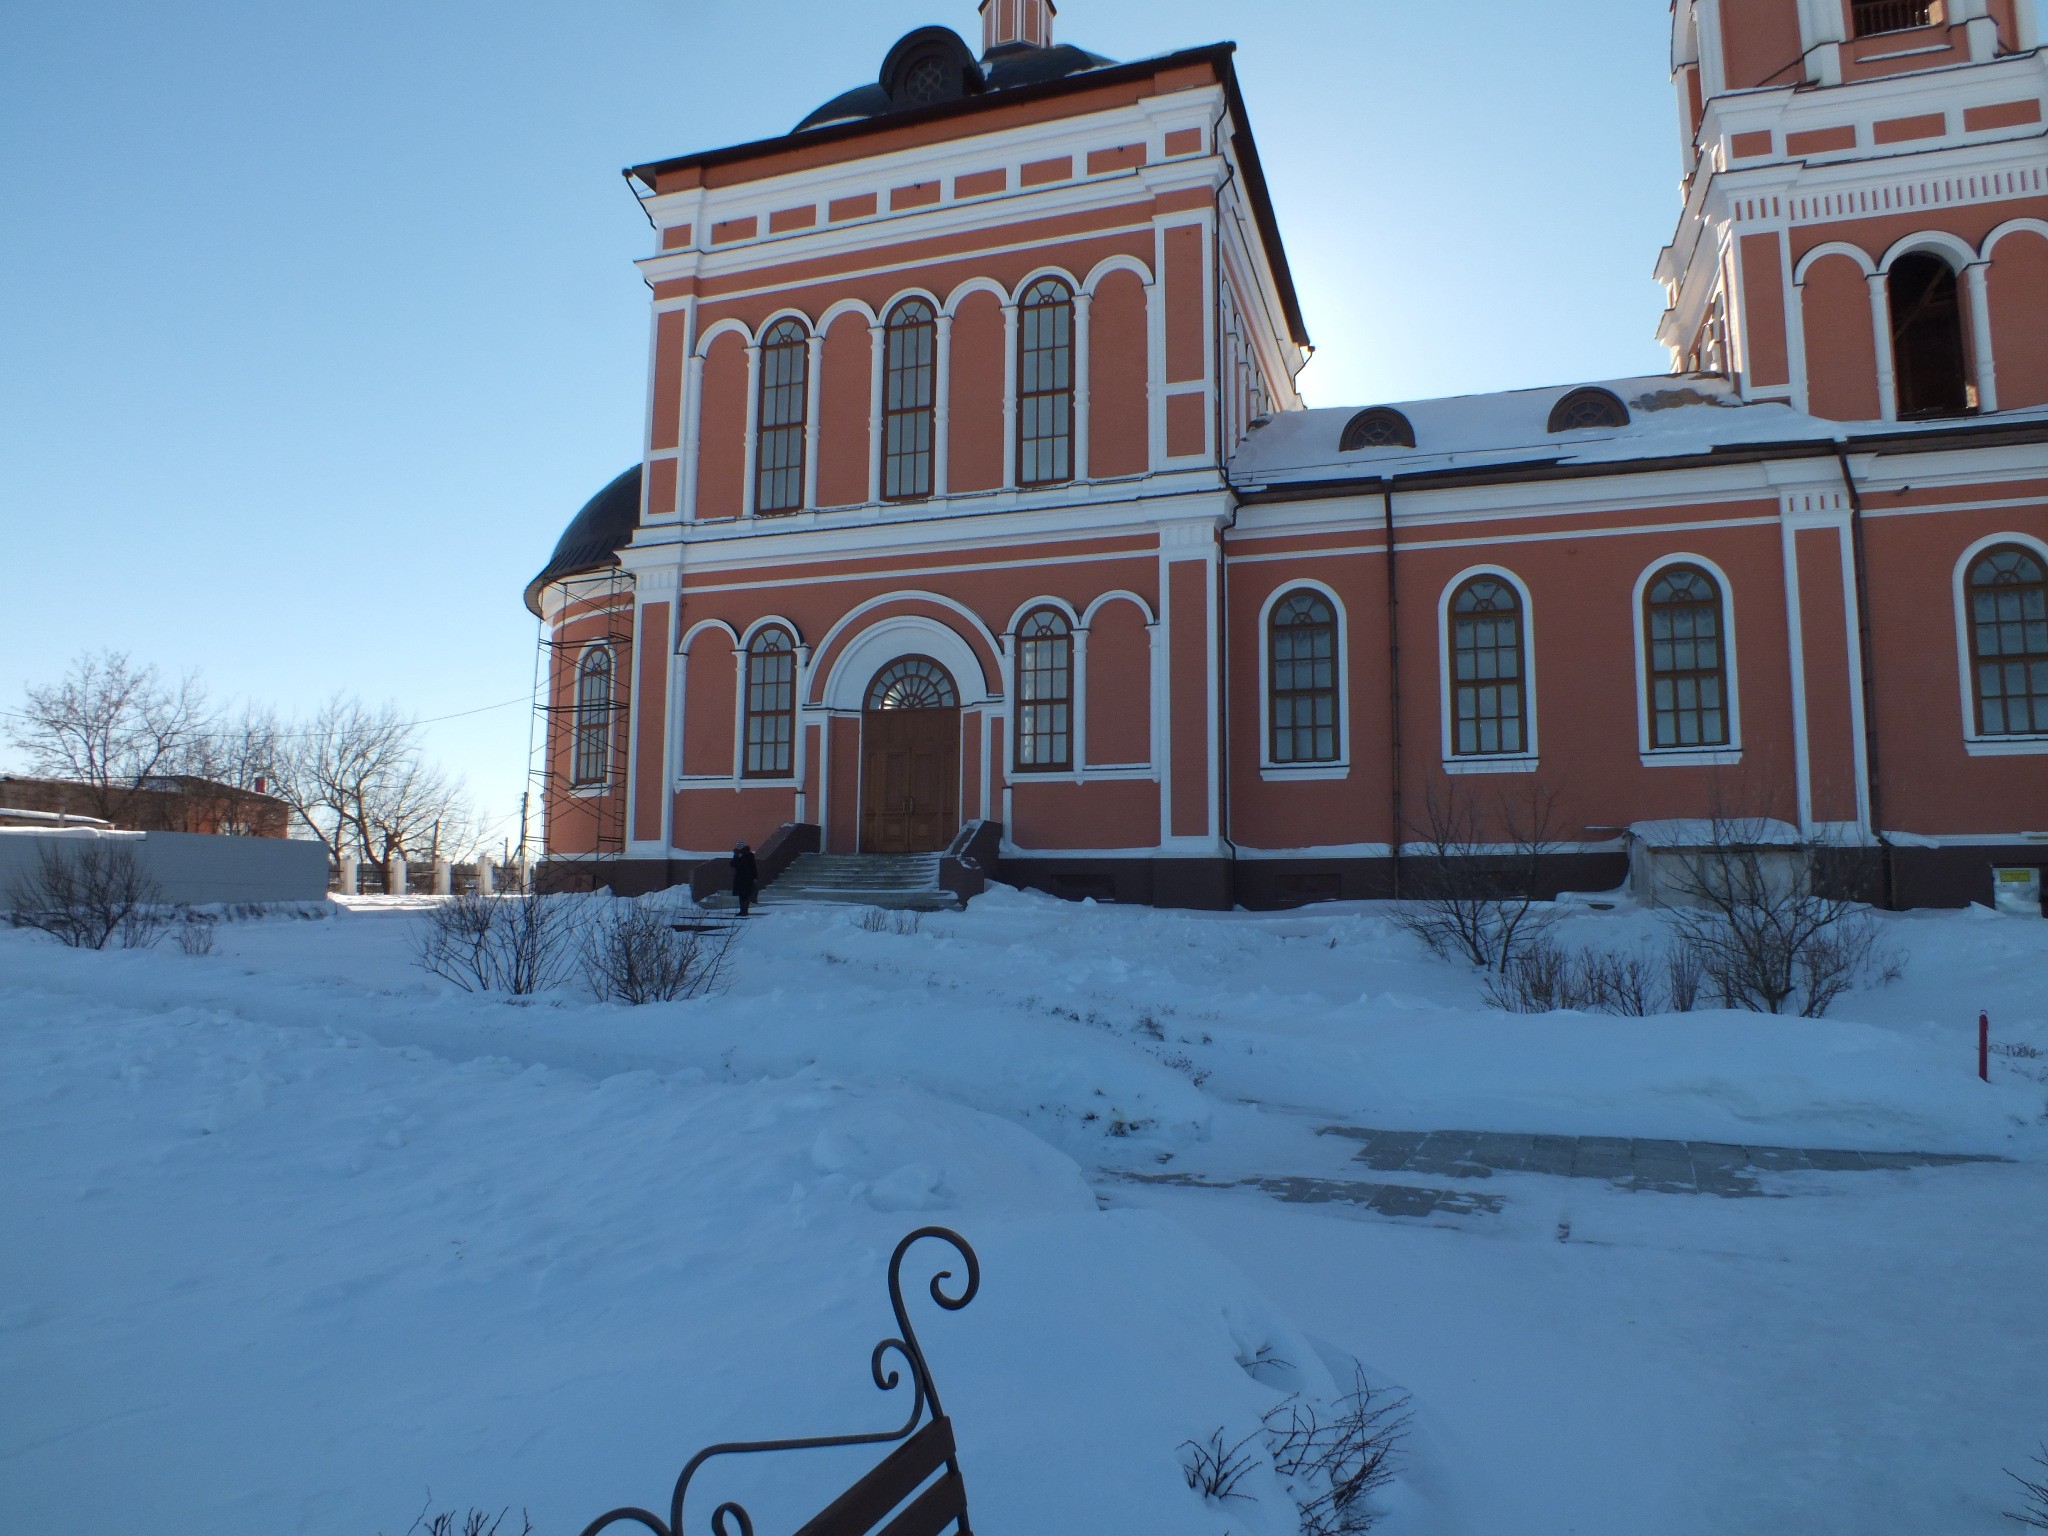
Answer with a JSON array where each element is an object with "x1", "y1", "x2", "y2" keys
[
  {"x1": 1015, "y1": 609, "x2": 1073, "y2": 771},
  {"x1": 884, "y1": 300, "x2": 937, "y2": 500},
  {"x1": 1644, "y1": 566, "x2": 1730, "y2": 748},
  {"x1": 1017, "y1": 280, "x2": 1074, "y2": 486},
  {"x1": 1269, "y1": 591, "x2": 1340, "y2": 764},
  {"x1": 1547, "y1": 388, "x2": 1631, "y2": 434},
  {"x1": 1969, "y1": 546, "x2": 2048, "y2": 736},
  {"x1": 1339, "y1": 407, "x2": 1416, "y2": 452},
  {"x1": 573, "y1": 647, "x2": 614, "y2": 786},
  {"x1": 1450, "y1": 578, "x2": 1528, "y2": 757},
  {"x1": 755, "y1": 320, "x2": 809, "y2": 515},
  {"x1": 1852, "y1": 0, "x2": 1937, "y2": 38},
  {"x1": 744, "y1": 629, "x2": 798, "y2": 778},
  {"x1": 867, "y1": 657, "x2": 959, "y2": 711}
]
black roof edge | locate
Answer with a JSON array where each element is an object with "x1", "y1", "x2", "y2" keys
[
  {"x1": 622, "y1": 42, "x2": 1307, "y2": 348},
  {"x1": 625, "y1": 44, "x2": 1235, "y2": 186},
  {"x1": 1230, "y1": 417, "x2": 2048, "y2": 504}
]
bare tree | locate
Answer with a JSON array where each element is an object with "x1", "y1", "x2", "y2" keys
[
  {"x1": 1393, "y1": 779, "x2": 1566, "y2": 972},
  {"x1": 177, "y1": 704, "x2": 286, "y2": 835},
  {"x1": 5, "y1": 651, "x2": 213, "y2": 819},
  {"x1": 272, "y1": 697, "x2": 475, "y2": 867},
  {"x1": 2009, "y1": 1444, "x2": 2048, "y2": 1530}
]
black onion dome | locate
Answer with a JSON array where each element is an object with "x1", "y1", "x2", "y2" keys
[
  {"x1": 524, "y1": 465, "x2": 641, "y2": 615},
  {"x1": 796, "y1": 28, "x2": 1115, "y2": 131}
]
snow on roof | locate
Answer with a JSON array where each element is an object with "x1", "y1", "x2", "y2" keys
[
  {"x1": 1628, "y1": 818, "x2": 1804, "y2": 848},
  {"x1": 1229, "y1": 375, "x2": 2048, "y2": 488}
]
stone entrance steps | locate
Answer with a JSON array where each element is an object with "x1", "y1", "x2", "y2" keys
[{"x1": 721, "y1": 853, "x2": 961, "y2": 912}]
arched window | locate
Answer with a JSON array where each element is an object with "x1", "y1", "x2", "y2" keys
[
  {"x1": 867, "y1": 657, "x2": 959, "y2": 711},
  {"x1": 1339, "y1": 407, "x2": 1416, "y2": 452},
  {"x1": 1015, "y1": 608, "x2": 1073, "y2": 771},
  {"x1": 1017, "y1": 279, "x2": 1075, "y2": 486},
  {"x1": 573, "y1": 647, "x2": 614, "y2": 787},
  {"x1": 755, "y1": 319, "x2": 809, "y2": 515},
  {"x1": 1449, "y1": 577, "x2": 1528, "y2": 757},
  {"x1": 743, "y1": 628, "x2": 798, "y2": 778},
  {"x1": 1967, "y1": 545, "x2": 2048, "y2": 737},
  {"x1": 1268, "y1": 590, "x2": 1340, "y2": 765},
  {"x1": 1547, "y1": 388, "x2": 1630, "y2": 434},
  {"x1": 883, "y1": 299, "x2": 938, "y2": 500},
  {"x1": 1643, "y1": 565, "x2": 1730, "y2": 749},
  {"x1": 1889, "y1": 253, "x2": 1971, "y2": 419}
]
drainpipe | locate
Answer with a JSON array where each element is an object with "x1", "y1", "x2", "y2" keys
[
  {"x1": 1831, "y1": 441, "x2": 1897, "y2": 910},
  {"x1": 1382, "y1": 478, "x2": 1404, "y2": 899}
]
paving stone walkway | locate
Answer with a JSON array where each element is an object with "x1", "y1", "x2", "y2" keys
[
  {"x1": 1320, "y1": 1126, "x2": 2003, "y2": 1197},
  {"x1": 1115, "y1": 1171, "x2": 1506, "y2": 1220}
]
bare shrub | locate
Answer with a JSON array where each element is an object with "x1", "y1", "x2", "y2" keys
[
  {"x1": 1266, "y1": 1368, "x2": 1412, "y2": 1534},
  {"x1": 1665, "y1": 941, "x2": 1706, "y2": 1012},
  {"x1": 6, "y1": 841, "x2": 169, "y2": 950},
  {"x1": 855, "y1": 907, "x2": 922, "y2": 936},
  {"x1": 411, "y1": 894, "x2": 585, "y2": 996},
  {"x1": 1486, "y1": 939, "x2": 1696, "y2": 1018},
  {"x1": 1483, "y1": 938, "x2": 1569, "y2": 1014},
  {"x1": 1661, "y1": 818, "x2": 1903, "y2": 1017},
  {"x1": 1393, "y1": 781, "x2": 1563, "y2": 973},
  {"x1": 386, "y1": 1503, "x2": 534, "y2": 1536},
  {"x1": 176, "y1": 911, "x2": 219, "y2": 956},
  {"x1": 581, "y1": 904, "x2": 739, "y2": 1005},
  {"x1": 1179, "y1": 1427, "x2": 1260, "y2": 1503},
  {"x1": 2010, "y1": 1445, "x2": 2048, "y2": 1530}
]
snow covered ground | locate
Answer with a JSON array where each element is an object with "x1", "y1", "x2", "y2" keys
[{"x1": 2, "y1": 892, "x2": 2044, "y2": 1534}]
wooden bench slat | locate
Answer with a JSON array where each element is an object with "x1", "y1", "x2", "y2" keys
[
  {"x1": 792, "y1": 1418, "x2": 956, "y2": 1536},
  {"x1": 875, "y1": 1471, "x2": 967, "y2": 1536}
]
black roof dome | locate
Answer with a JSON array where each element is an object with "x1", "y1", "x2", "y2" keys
[
  {"x1": 796, "y1": 26, "x2": 1114, "y2": 131},
  {"x1": 524, "y1": 465, "x2": 641, "y2": 615}
]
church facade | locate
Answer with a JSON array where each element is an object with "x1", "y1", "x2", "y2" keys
[{"x1": 526, "y1": 0, "x2": 2048, "y2": 910}]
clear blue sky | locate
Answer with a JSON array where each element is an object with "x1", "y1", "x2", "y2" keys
[{"x1": 8, "y1": 0, "x2": 1943, "y2": 845}]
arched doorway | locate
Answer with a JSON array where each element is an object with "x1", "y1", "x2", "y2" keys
[{"x1": 861, "y1": 657, "x2": 961, "y2": 854}]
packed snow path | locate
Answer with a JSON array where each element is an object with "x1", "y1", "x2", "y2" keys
[{"x1": 3, "y1": 892, "x2": 2045, "y2": 1535}]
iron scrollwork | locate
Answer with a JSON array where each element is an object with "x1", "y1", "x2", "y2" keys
[{"x1": 578, "y1": 1227, "x2": 981, "y2": 1536}]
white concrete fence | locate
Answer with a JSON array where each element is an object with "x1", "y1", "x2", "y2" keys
[{"x1": 0, "y1": 828, "x2": 330, "y2": 908}]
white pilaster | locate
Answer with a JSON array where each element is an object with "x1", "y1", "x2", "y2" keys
[
  {"x1": 1000, "y1": 301, "x2": 1020, "y2": 490},
  {"x1": 740, "y1": 342, "x2": 762, "y2": 518},
  {"x1": 1966, "y1": 261, "x2": 1999, "y2": 413},
  {"x1": 1072, "y1": 290, "x2": 1093, "y2": 482},
  {"x1": 803, "y1": 333, "x2": 824, "y2": 511},
  {"x1": 679, "y1": 353, "x2": 705, "y2": 521},
  {"x1": 934, "y1": 311, "x2": 953, "y2": 499},
  {"x1": 867, "y1": 321, "x2": 886, "y2": 505},
  {"x1": 1866, "y1": 273, "x2": 1899, "y2": 422}
]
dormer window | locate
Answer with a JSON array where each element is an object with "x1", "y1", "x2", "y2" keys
[
  {"x1": 1548, "y1": 388, "x2": 1631, "y2": 434},
  {"x1": 1339, "y1": 407, "x2": 1416, "y2": 452}
]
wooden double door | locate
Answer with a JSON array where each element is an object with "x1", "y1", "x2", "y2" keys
[{"x1": 860, "y1": 707, "x2": 960, "y2": 854}]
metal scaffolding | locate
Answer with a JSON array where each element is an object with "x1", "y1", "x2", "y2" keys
[{"x1": 525, "y1": 567, "x2": 634, "y2": 886}]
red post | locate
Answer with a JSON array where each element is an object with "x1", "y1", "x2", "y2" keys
[{"x1": 1980, "y1": 1012, "x2": 1991, "y2": 1083}]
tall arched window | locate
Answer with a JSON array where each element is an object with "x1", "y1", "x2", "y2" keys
[
  {"x1": 883, "y1": 299, "x2": 938, "y2": 500},
  {"x1": 573, "y1": 647, "x2": 614, "y2": 787},
  {"x1": 1268, "y1": 590, "x2": 1340, "y2": 765},
  {"x1": 1968, "y1": 545, "x2": 2048, "y2": 737},
  {"x1": 1015, "y1": 608, "x2": 1073, "y2": 771},
  {"x1": 755, "y1": 319, "x2": 809, "y2": 515},
  {"x1": 1889, "y1": 253, "x2": 1971, "y2": 419},
  {"x1": 1449, "y1": 576, "x2": 1528, "y2": 757},
  {"x1": 1017, "y1": 279, "x2": 1074, "y2": 486},
  {"x1": 1643, "y1": 565, "x2": 1730, "y2": 749},
  {"x1": 743, "y1": 628, "x2": 798, "y2": 778}
]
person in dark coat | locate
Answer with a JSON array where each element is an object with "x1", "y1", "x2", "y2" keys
[{"x1": 731, "y1": 840, "x2": 759, "y2": 917}]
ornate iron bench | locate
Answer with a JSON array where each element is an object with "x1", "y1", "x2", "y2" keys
[{"x1": 580, "y1": 1228, "x2": 979, "y2": 1536}]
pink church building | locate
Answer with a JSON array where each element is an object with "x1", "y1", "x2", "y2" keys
[{"x1": 525, "y1": 0, "x2": 2048, "y2": 910}]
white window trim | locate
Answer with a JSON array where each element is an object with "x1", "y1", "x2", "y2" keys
[
  {"x1": 1632, "y1": 552, "x2": 1745, "y2": 764},
  {"x1": 1438, "y1": 564, "x2": 1539, "y2": 771},
  {"x1": 1006, "y1": 597, "x2": 1083, "y2": 777},
  {"x1": 572, "y1": 642, "x2": 618, "y2": 790},
  {"x1": 1258, "y1": 579, "x2": 1350, "y2": 773},
  {"x1": 737, "y1": 618, "x2": 805, "y2": 784},
  {"x1": 1953, "y1": 530, "x2": 2048, "y2": 754}
]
